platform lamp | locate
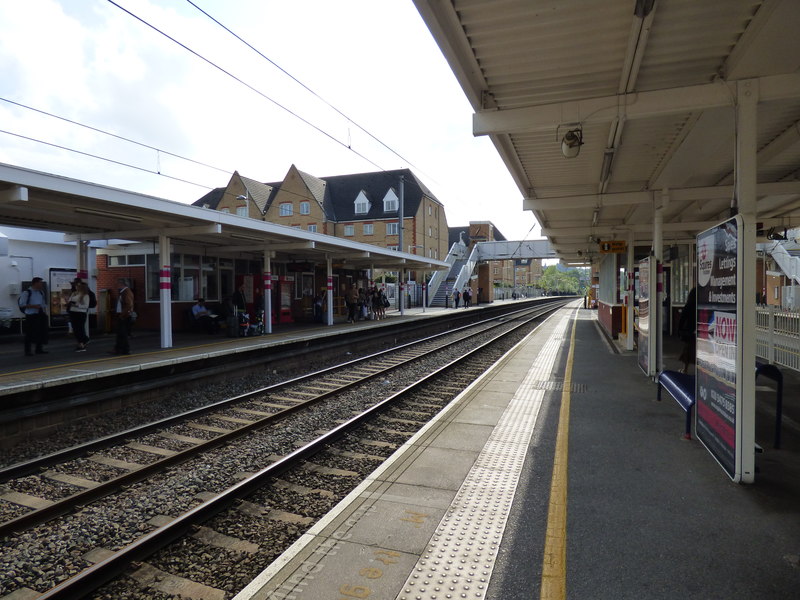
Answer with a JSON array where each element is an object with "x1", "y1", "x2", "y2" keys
[{"x1": 561, "y1": 127, "x2": 583, "y2": 158}]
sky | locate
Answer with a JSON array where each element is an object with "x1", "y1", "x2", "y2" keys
[{"x1": 0, "y1": 0, "x2": 540, "y2": 241}]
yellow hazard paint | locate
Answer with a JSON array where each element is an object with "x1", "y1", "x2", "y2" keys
[{"x1": 540, "y1": 312, "x2": 577, "y2": 600}]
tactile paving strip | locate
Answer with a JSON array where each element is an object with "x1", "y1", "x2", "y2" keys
[{"x1": 396, "y1": 310, "x2": 573, "y2": 600}]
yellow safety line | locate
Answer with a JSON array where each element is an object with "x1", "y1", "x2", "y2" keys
[{"x1": 540, "y1": 312, "x2": 578, "y2": 600}]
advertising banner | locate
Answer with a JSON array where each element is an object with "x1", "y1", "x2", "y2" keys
[{"x1": 695, "y1": 216, "x2": 742, "y2": 480}]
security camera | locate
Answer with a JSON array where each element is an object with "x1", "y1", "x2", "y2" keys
[{"x1": 561, "y1": 129, "x2": 583, "y2": 158}]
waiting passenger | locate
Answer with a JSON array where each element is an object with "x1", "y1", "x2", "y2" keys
[
  {"x1": 68, "y1": 281, "x2": 91, "y2": 351},
  {"x1": 192, "y1": 298, "x2": 219, "y2": 334}
]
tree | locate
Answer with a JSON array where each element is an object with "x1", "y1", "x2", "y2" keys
[{"x1": 538, "y1": 265, "x2": 587, "y2": 295}]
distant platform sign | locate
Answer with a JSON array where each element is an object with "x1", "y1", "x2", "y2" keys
[{"x1": 599, "y1": 240, "x2": 627, "y2": 253}]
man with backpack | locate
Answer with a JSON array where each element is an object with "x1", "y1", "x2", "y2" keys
[{"x1": 18, "y1": 277, "x2": 49, "y2": 356}]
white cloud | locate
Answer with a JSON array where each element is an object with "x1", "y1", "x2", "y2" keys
[{"x1": 0, "y1": 0, "x2": 539, "y2": 240}]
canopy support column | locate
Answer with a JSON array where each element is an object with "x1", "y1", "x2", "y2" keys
[
  {"x1": 159, "y1": 234, "x2": 172, "y2": 348},
  {"x1": 737, "y1": 78, "x2": 759, "y2": 483},
  {"x1": 326, "y1": 256, "x2": 334, "y2": 326},
  {"x1": 263, "y1": 251, "x2": 272, "y2": 334}
]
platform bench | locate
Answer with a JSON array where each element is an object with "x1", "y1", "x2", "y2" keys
[
  {"x1": 657, "y1": 363, "x2": 784, "y2": 446},
  {"x1": 657, "y1": 370, "x2": 696, "y2": 439}
]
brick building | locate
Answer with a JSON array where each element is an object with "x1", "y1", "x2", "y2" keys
[{"x1": 195, "y1": 166, "x2": 449, "y2": 281}]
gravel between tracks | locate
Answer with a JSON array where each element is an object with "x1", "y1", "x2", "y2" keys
[{"x1": 0, "y1": 315, "x2": 539, "y2": 597}]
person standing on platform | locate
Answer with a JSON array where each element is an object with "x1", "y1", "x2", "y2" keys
[
  {"x1": 463, "y1": 287, "x2": 471, "y2": 308},
  {"x1": 453, "y1": 289, "x2": 461, "y2": 308},
  {"x1": 68, "y1": 281, "x2": 90, "y2": 351},
  {"x1": 232, "y1": 283, "x2": 247, "y2": 314},
  {"x1": 18, "y1": 277, "x2": 49, "y2": 356},
  {"x1": 113, "y1": 278, "x2": 134, "y2": 355}
]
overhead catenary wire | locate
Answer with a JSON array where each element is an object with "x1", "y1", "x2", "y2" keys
[
  {"x1": 0, "y1": 96, "x2": 232, "y2": 175},
  {"x1": 106, "y1": 0, "x2": 385, "y2": 173},
  {"x1": 0, "y1": 129, "x2": 211, "y2": 190},
  {"x1": 184, "y1": 0, "x2": 435, "y2": 183}
]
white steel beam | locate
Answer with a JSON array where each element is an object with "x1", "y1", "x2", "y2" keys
[
  {"x1": 524, "y1": 182, "x2": 800, "y2": 212},
  {"x1": 473, "y1": 73, "x2": 800, "y2": 136},
  {"x1": 64, "y1": 224, "x2": 222, "y2": 242}
]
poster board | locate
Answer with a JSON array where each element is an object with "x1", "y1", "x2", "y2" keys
[
  {"x1": 695, "y1": 215, "x2": 750, "y2": 482},
  {"x1": 637, "y1": 257, "x2": 656, "y2": 376},
  {"x1": 49, "y1": 268, "x2": 76, "y2": 327}
]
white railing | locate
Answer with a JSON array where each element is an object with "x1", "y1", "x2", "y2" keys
[
  {"x1": 451, "y1": 246, "x2": 480, "y2": 294},
  {"x1": 755, "y1": 306, "x2": 800, "y2": 372},
  {"x1": 427, "y1": 242, "x2": 465, "y2": 304}
]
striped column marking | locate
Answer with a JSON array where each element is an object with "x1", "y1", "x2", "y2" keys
[{"x1": 159, "y1": 266, "x2": 171, "y2": 290}]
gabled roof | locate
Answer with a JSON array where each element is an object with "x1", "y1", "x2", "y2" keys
[
  {"x1": 194, "y1": 187, "x2": 225, "y2": 210},
  {"x1": 321, "y1": 168, "x2": 440, "y2": 222},
  {"x1": 240, "y1": 175, "x2": 279, "y2": 215}
]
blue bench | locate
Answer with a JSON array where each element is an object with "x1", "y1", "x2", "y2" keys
[
  {"x1": 657, "y1": 364, "x2": 784, "y2": 447},
  {"x1": 657, "y1": 370, "x2": 696, "y2": 439}
]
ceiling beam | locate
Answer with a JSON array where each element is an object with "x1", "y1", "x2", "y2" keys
[
  {"x1": 524, "y1": 182, "x2": 800, "y2": 211},
  {"x1": 65, "y1": 224, "x2": 222, "y2": 242},
  {"x1": 542, "y1": 216, "x2": 800, "y2": 238},
  {"x1": 473, "y1": 73, "x2": 800, "y2": 136}
]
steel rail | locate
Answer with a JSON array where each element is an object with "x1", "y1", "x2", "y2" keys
[
  {"x1": 0, "y1": 302, "x2": 555, "y2": 484},
  {"x1": 37, "y1": 299, "x2": 570, "y2": 600},
  {"x1": 0, "y1": 301, "x2": 566, "y2": 537}
]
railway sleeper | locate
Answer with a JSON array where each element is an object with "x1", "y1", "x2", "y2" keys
[
  {"x1": 41, "y1": 471, "x2": 101, "y2": 490},
  {"x1": 325, "y1": 447, "x2": 386, "y2": 462},
  {"x1": 146, "y1": 515, "x2": 260, "y2": 554},
  {"x1": 88, "y1": 454, "x2": 145, "y2": 471},
  {"x1": 159, "y1": 432, "x2": 206, "y2": 445},
  {"x1": 235, "y1": 499, "x2": 314, "y2": 525},
  {"x1": 300, "y1": 462, "x2": 359, "y2": 478},
  {"x1": 128, "y1": 562, "x2": 226, "y2": 600}
]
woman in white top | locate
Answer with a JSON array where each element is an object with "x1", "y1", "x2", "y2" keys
[{"x1": 68, "y1": 282, "x2": 90, "y2": 351}]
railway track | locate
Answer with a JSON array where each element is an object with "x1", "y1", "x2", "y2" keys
[{"x1": 0, "y1": 299, "x2": 570, "y2": 599}]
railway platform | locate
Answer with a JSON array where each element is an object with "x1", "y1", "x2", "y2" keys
[
  {"x1": 0, "y1": 301, "x2": 512, "y2": 398},
  {"x1": 234, "y1": 303, "x2": 800, "y2": 600}
]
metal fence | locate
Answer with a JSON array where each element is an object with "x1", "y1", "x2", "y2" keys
[{"x1": 756, "y1": 307, "x2": 800, "y2": 372}]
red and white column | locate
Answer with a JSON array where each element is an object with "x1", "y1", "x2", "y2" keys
[
  {"x1": 326, "y1": 257, "x2": 334, "y2": 326},
  {"x1": 159, "y1": 235, "x2": 172, "y2": 348}
]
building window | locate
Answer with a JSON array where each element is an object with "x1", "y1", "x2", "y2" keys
[
  {"x1": 363, "y1": 223, "x2": 373, "y2": 235},
  {"x1": 220, "y1": 207, "x2": 230, "y2": 214},
  {"x1": 354, "y1": 191, "x2": 371, "y2": 214},
  {"x1": 279, "y1": 203, "x2": 293, "y2": 216},
  {"x1": 387, "y1": 245, "x2": 399, "y2": 251},
  {"x1": 108, "y1": 254, "x2": 146, "y2": 267},
  {"x1": 428, "y1": 226, "x2": 432, "y2": 237},
  {"x1": 344, "y1": 224, "x2": 355, "y2": 236},
  {"x1": 300, "y1": 201, "x2": 310, "y2": 215},
  {"x1": 428, "y1": 205, "x2": 432, "y2": 216},
  {"x1": 383, "y1": 188, "x2": 398, "y2": 212},
  {"x1": 236, "y1": 206, "x2": 248, "y2": 217},
  {"x1": 386, "y1": 222, "x2": 398, "y2": 235},
  {"x1": 308, "y1": 224, "x2": 317, "y2": 233}
]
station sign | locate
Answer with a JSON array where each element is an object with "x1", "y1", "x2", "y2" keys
[
  {"x1": 695, "y1": 215, "x2": 753, "y2": 482},
  {"x1": 599, "y1": 240, "x2": 627, "y2": 253}
]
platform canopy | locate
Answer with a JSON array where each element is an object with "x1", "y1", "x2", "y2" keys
[
  {"x1": 414, "y1": 0, "x2": 800, "y2": 262},
  {"x1": 0, "y1": 163, "x2": 448, "y2": 271}
]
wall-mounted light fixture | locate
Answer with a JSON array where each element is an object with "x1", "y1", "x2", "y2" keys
[{"x1": 561, "y1": 128, "x2": 583, "y2": 158}]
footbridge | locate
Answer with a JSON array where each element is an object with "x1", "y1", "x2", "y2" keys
[{"x1": 427, "y1": 239, "x2": 556, "y2": 306}]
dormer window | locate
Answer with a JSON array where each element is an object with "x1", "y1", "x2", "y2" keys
[
  {"x1": 383, "y1": 188, "x2": 399, "y2": 212},
  {"x1": 354, "y1": 191, "x2": 371, "y2": 215}
]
